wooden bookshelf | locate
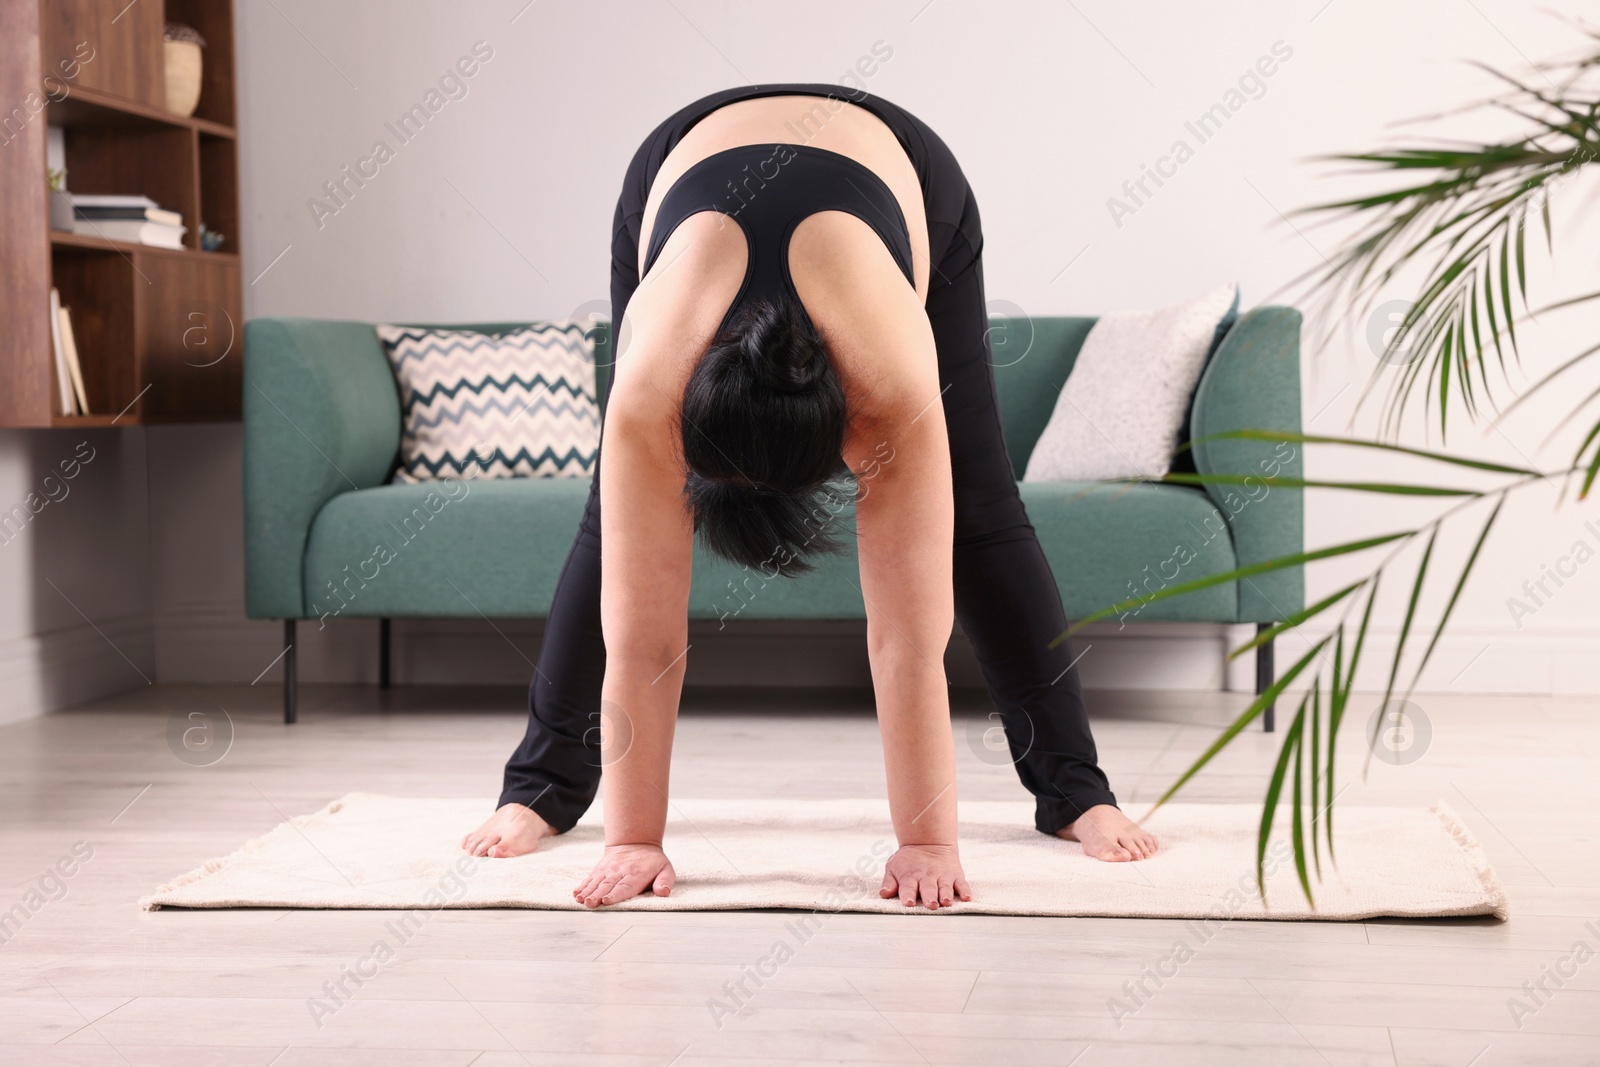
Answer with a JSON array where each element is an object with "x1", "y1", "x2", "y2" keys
[{"x1": 0, "y1": 0, "x2": 242, "y2": 428}]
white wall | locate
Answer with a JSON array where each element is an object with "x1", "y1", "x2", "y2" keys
[
  {"x1": 0, "y1": 429, "x2": 153, "y2": 724},
  {"x1": 5, "y1": 0, "x2": 1597, "y2": 717}
]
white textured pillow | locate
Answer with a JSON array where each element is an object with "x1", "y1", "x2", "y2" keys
[{"x1": 1022, "y1": 283, "x2": 1239, "y2": 483}]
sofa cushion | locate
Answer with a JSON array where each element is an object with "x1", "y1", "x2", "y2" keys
[
  {"x1": 302, "y1": 478, "x2": 592, "y2": 620},
  {"x1": 302, "y1": 475, "x2": 1238, "y2": 626},
  {"x1": 376, "y1": 323, "x2": 600, "y2": 483},
  {"x1": 1021, "y1": 481, "x2": 1239, "y2": 622},
  {"x1": 302, "y1": 475, "x2": 874, "y2": 624},
  {"x1": 687, "y1": 506, "x2": 868, "y2": 621}
]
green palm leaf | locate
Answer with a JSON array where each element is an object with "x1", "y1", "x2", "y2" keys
[
  {"x1": 1257, "y1": 698, "x2": 1307, "y2": 900},
  {"x1": 1368, "y1": 528, "x2": 1436, "y2": 774},
  {"x1": 1059, "y1": 533, "x2": 1408, "y2": 637},
  {"x1": 1185, "y1": 429, "x2": 1541, "y2": 475},
  {"x1": 1155, "y1": 637, "x2": 1331, "y2": 814},
  {"x1": 1133, "y1": 31, "x2": 1600, "y2": 901}
]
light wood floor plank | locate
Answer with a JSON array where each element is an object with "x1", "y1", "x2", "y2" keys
[{"x1": 3, "y1": 684, "x2": 1598, "y2": 1064}]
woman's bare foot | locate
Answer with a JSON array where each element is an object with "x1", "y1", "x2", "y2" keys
[
  {"x1": 1058, "y1": 804, "x2": 1159, "y2": 862},
  {"x1": 461, "y1": 803, "x2": 556, "y2": 858}
]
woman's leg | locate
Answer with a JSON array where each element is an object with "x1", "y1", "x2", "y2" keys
[
  {"x1": 483, "y1": 85, "x2": 1148, "y2": 855},
  {"x1": 481, "y1": 86, "x2": 826, "y2": 843},
  {"x1": 493, "y1": 478, "x2": 604, "y2": 831},
  {"x1": 924, "y1": 180, "x2": 1152, "y2": 857},
  {"x1": 485, "y1": 154, "x2": 653, "y2": 838}
]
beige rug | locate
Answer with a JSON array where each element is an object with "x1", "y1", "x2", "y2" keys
[{"x1": 140, "y1": 793, "x2": 1508, "y2": 920}]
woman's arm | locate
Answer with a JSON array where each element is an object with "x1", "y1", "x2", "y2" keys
[
  {"x1": 572, "y1": 220, "x2": 741, "y2": 907},
  {"x1": 846, "y1": 347, "x2": 972, "y2": 909},
  {"x1": 596, "y1": 392, "x2": 693, "y2": 841},
  {"x1": 569, "y1": 380, "x2": 696, "y2": 908},
  {"x1": 815, "y1": 225, "x2": 970, "y2": 908}
]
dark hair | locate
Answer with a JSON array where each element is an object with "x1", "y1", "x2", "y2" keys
[{"x1": 680, "y1": 297, "x2": 851, "y2": 577}]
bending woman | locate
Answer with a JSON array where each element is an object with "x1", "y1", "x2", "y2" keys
[{"x1": 462, "y1": 85, "x2": 1159, "y2": 908}]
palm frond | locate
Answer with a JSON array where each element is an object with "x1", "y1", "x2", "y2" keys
[{"x1": 1096, "y1": 29, "x2": 1600, "y2": 904}]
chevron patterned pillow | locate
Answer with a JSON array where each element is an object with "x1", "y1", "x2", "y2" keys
[{"x1": 376, "y1": 323, "x2": 601, "y2": 483}]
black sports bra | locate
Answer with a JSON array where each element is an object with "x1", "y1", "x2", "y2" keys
[{"x1": 640, "y1": 143, "x2": 916, "y2": 334}]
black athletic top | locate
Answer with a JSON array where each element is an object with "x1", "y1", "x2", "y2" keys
[{"x1": 639, "y1": 142, "x2": 916, "y2": 334}]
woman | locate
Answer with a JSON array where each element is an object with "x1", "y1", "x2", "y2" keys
[{"x1": 461, "y1": 85, "x2": 1158, "y2": 909}]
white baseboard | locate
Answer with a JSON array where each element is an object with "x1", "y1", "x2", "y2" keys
[
  {"x1": 149, "y1": 606, "x2": 1244, "y2": 692},
  {"x1": 0, "y1": 612, "x2": 156, "y2": 726},
  {"x1": 1312, "y1": 623, "x2": 1600, "y2": 696},
  {"x1": 3, "y1": 607, "x2": 1590, "y2": 728}
]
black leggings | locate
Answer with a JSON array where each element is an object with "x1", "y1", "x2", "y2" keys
[{"x1": 499, "y1": 85, "x2": 1116, "y2": 835}]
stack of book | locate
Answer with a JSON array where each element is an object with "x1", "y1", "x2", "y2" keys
[
  {"x1": 49, "y1": 287, "x2": 90, "y2": 416},
  {"x1": 71, "y1": 194, "x2": 186, "y2": 250}
]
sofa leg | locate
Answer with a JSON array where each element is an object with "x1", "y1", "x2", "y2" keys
[
  {"x1": 284, "y1": 619, "x2": 298, "y2": 725},
  {"x1": 1256, "y1": 623, "x2": 1275, "y2": 733},
  {"x1": 379, "y1": 618, "x2": 391, "y2": 690}
]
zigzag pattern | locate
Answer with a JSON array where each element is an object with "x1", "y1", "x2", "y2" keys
[
  {"x1": 377, "y1": 322, "x2": 600, "y2": 484},
  {"x1": 405, "y1": 373, "x2": 593, "y2": 409},
  {"x1": 385, "y1": 328, "x2": 590, "y2": 374},
  {"x1": 407, "y1": 445, "x2": 599, "y2": 479},
  {"x1": 402, "y1": 394, "x2": 600, "y2": 434}
]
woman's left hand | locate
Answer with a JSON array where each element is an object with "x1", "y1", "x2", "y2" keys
[
  {"x1": 880, "y1": 843, "x2": 972, "y2": 910},
  {"x1": 572, "y1": 843, "x2": 676, "y2": 908}
]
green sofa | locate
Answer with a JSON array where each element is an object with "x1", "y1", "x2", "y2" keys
[{"x1": 243, "y1": 309, "x2": 1304, "y2": 728}]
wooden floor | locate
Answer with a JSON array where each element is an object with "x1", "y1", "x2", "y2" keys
[{"x1": 2, "y1": 683, "x2": 1597, "y2": 1066}]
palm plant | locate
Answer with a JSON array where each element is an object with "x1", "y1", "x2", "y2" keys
[{"x1": 1065, "y1": 22, "x2": 1600, "y2": 903}]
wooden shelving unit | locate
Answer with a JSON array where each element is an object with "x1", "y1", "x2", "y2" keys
[{"x1": 0, "y1": 0, "x2": 242, "y2": 428}]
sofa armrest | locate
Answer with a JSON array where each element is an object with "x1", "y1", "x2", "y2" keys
[
  {"x1": 243, "y1": 318, "x2": 402, "y2": 619},
  {"x1": 1189, "y1": 305, "x2": 1305, "y2": 623}
]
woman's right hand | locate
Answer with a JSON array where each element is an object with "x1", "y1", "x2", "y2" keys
[
  {"x1": 572, "y1": 843, "x2": 676, "y2": 908},
  {"x1": 881, "y1": 843, "x2": 973, "y2": 910}
]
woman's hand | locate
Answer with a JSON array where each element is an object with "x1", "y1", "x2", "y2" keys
[
  {"x1": 880, "y1": 843, "x2": 972, "y2": 910},
  {"x1": 573, "y1": 844, "x2": 676, "y2": 908}
]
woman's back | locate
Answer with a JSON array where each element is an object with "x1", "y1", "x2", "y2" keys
[{"x1": 638, "y1": 94, "x2": 931, "y2": 304}]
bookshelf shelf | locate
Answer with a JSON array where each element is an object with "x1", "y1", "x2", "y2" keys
[
  {"x1": 50, "y1": 230, "x2": 240, "y2": 261},
  {"x1": 52, "y1": 412, "x2": 231, "y2": 428},
  {"x1": 50, "y1": 414, "x2": 125, "y2": 428},
  {"x1": 45, "y1": 83, "x2": 236, "y2": 139},
  {"x1": 0, "y1": 0, "x2": 242, "y2": 428}
]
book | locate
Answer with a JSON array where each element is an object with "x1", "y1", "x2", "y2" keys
[
  {"x1": 49, "y1": 287, "x2": 74, "y2": 416},
  {"x1": 74, "y1": 205, "x2": 184, "y2": 228},
  {"x1": 68, "y1": 193, "x2": 159, "y2": 210},
  {"x1": 58, "y1": 306, "x2": 89, "y2": 416},
  {"x1": 74, "y1": 218, "x2": 186, "y2": 249}
]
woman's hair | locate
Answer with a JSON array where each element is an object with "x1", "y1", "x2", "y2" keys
[{"x1": 680, "y1": 297, "x2": 852, "y2": 577}]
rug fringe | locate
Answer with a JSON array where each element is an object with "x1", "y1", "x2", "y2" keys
[
  {"x1": 1429, "y1": 799, "x2": 1511, "y2": 921},
  {"x1": 138, "y1": 793, "x2": 357, "y2": 911}
]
